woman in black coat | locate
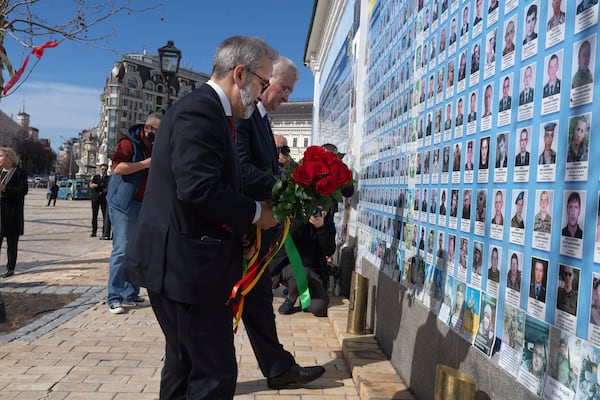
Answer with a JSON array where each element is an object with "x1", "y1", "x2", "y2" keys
[{"x1": 0, "y1": 147, "x2": 28, "y2": 277}]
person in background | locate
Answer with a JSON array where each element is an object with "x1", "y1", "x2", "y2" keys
[
  {"x1": 590, "y1": 278, "x2": 600, "y2": 326},
  {"x1": 47, "y1": 179, "x2": 58, "y2": 207},
  {"x1": 515, "y1": 128, "x2": 530, "y2": 167},
  {"x1": 106, "y1": 112, "x2": 162, "y2": 314},
  {"x1": 488, "y1": 247, "x2": 500, "y2": 282},
  {"x1": 529, "y1": 259, "x2": 547, "y2": 302},
  {"x1": 511, "y1": 191, "x2": 525, "y2": 229},
  {"x1": 235, "y1": 55, "x2": 326, "y2": 389},
  {"x1": 557, "y1": 266, "x2": 578, "y2": 315},
  {"x1": 547, "y1": 0, "x2": 565, "y2": 30},
  {"x1": 273, "y1": 206, "x2": 336, "y2": 317},
  {"x1": 90, "y1": 163, "x2": 110, "y2": 237},
  {"x1": 507, "y1": 253, "x2": 521, "y2": 291},
  {"x1": 101, "y1": 200, "x2": 112, "y2": 240},
  {"x1": 124, "y1": 36, "x2": 279, "y2": 399},
  {"x1": 542, "y1": 54, "x2": 561, "y2": 97},
  {"x1": 538, "y1": 123, "x2": 557, "y2": 165},
  {"x1": 567, "y1": 115, "x2": 589, "y2": 162},
  {"x1": 534, "y1": 191, "x2": 552, "y2": 234},
  {"x1": 274, "y1": 134, "x2": 295, "y2": 172},
  {"x1": 572, "y1": 40, "x2": 593, "y2": 88},
  {"x1": 562, "y1": 192, "x2": 583, "y2": 238},
  {"x1": 503, "y1": 20, "x2": 515, "y2": 56},
  {"x1": 0, "y1": 147, "x2": 28, "y2": 278},
  {"x1": 519, "y1": 66, "x2": 534, "y2": 105},
  {"x1": 522, "y1": 4, "x2": 538, "y2": 44}
]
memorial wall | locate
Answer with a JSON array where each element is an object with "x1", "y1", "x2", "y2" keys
[{"x1": 309, "y1": 0, "x2": 600, "y2": 398}]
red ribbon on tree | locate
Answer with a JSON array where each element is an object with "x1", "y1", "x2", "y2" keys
[{"x1": 3, "y1": 41, "x2": 58, "y2": 96}]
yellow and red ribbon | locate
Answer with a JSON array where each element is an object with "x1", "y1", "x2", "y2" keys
[{"x1": 228, "y1": 217, "x2": 311, "y2": 332}]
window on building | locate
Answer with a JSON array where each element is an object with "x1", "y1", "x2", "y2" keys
[
  {"x1": 127, "y1": 77, "x2": 137, "y2": 88},
  {"x1": 303, "y1": 138, "x2": 309, "y2": 147},
  {"x1": 293, "y1": 138, "x2": 297, "y2": 147}
]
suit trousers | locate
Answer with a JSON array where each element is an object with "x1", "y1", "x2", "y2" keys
[
  {"x1": 91, "y1": 196, "x2": 107, "y2": 235},
  {"x1": 149, "y1": 290, "x2": 237, "y2": 400},
  {"x1": 241, "y1": 227, "x2": 295, "y2": 378}
]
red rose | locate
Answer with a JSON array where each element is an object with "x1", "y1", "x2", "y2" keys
[
  {"x1": 330, "y1": 164, "x2": 351, "y2": 186},
  {"x1": 323, "y1": 151, "x2": 341, "y2": 166},
  {"x1": 303, "y1": 146, "x2": 327, "y2": 163},
  {"x1": 293, "y1": 164, "x2": 314, "y2": 186},
  {"x1": 304, "y1": 160, "x2": 328, "y2": 179},
  {"x1": 315, "y1": 175, "x2": 337, "y2": 196}
]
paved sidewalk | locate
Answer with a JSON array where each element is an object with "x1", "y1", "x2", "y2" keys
[
  {"x1": 0, "y1": 247, "x2": 360, "y2": 400},
  {"x1": 0, "y1": 190, "x2": 412, "y2": 399}
]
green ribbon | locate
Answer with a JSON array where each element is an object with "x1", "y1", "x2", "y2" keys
[{"x1": 284, "y1": 235, "x2": 311, "y2": 309}]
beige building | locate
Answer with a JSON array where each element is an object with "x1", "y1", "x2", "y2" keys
[
  {"x1": 269, "y1": 101, "x2": 313, "y2": 161},
  {"x1": 98, "y1": 51, "x2": 209, "y2": 157}
]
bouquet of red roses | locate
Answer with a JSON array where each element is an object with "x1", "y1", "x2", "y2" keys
[
  {"x1": 271, "y1": 145, "x2": 353, "y2": 222},
  {"x1": 228, "y1": 146, "x2": 353, "y2": 331}
]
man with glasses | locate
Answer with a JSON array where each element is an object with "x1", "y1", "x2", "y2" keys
[
  {"x1": 106, "y1": 112, "x2": 161, "y2": 315},
  {"x1": 125, "y1": 36, "x2": 279, "y2": 399},
  {"x1": 235, "y1": 56, "x2": 325, "y2": 390}
]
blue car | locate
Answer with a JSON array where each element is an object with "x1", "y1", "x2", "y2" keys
[{"x1": 47, "y1": 179, "x2": 91, "y2": 200}]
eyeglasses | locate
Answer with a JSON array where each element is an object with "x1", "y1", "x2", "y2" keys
[
  {"x1": 246, "y1": 68, "x2": 270, "y2": 93},
  {"x1": 277, "y1": 145, "x2": 290, "y2": 156},
  {"x1": 145, "y1": 124, "x2": 159, "y2": 132},
  {"x1": 280, "y1": 83, "x2": 292, "y2": 95}
]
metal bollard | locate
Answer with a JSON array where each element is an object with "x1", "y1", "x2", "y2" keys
[
  {"x1": 347, "y1": 271, "x2": 368, "y2": 334},
  {"x1": 434, "y1": 364, "x2": 476, "y2": 400}
]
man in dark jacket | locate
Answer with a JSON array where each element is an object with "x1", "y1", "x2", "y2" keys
[
  {"x1": 275, "y1": 208, "x2": 336, "y2": 317},
  {"x1": 106, "y1": 112, "x2": 161, "y2": 315},
  {"x1": 125, "y1": 36, "x2": 278, "y2": 399},
  {"x1": 235, "y1": 55, "x2": 326, "y2": 389},
  {"x1": 89, "y1": 163, "x2": 109, "y2": 237}
]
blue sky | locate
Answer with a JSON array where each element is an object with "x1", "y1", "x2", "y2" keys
[{"x1": 0, "y1": 0, "x2": 315, "y2": 150}]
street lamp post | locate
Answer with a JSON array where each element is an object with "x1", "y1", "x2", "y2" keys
[{"x1": 158, "y1": 40, "x2": 182, "y2": 108}]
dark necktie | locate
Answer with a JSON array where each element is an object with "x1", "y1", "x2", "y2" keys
[
  {"x1": 263, "y1": 114, "x2": 272, "y2": 134},
  {"x1": 227, "y1": 116, "x2": 237, "y2": 143}
]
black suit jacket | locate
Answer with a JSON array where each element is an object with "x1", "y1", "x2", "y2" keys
[
  {"x1": 515, "y1": 152, "x2": 530, "y2": 166},
  {"x1": 235, "y1": 107, "x2": 278, "y2": 201},
  {"x1": 125, "y1": 84, "x2": 257, "y2": 305},
  {"x1": 90, "y1": 174, "x2": 110, "y2": 201},
  {"x1": 529, "y1": 284, "x2": 546, "y2": 302}
]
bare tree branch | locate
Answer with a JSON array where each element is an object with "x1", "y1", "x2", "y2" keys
[{"x1": 0, "y1": 0, "x2": 162, "y2": 96}]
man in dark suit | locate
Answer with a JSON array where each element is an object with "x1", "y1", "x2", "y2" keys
[
  {"x1": 529, "y1": 259, "x2": 547, "y2": 302},
  {"x1": 542, "y1": 54, "x2": 561, "y2": 98},
  {"x1": 89, "y1": 163, "x2": 109, "y2": 237},
  {"x1": 498, "y1": 76, "x2": 512, "y2": 112},
  {"x1": 125, "y1": 36, "x2": 279, "y2": 399},
  {"x1": 235, "y1": 56, "x2": 326, "y2": 389},
  {"x1": 515, "y1": 128, "x2": 530, "y2": 166},
  {"x1": 519, "y1": 66, "x2": 534, "y2": 105}
]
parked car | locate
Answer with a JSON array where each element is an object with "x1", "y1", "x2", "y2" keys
[{"x1": 46, "y1": 179, "x2": 91, "y2": 200}]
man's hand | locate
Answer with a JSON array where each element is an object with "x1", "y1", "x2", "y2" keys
[
  {"x1": 256, "y1": 202, "x2": 277, "y2": 230},
  {"x1": 309, "y1": 209, "x2": 326, "y2": 228}
]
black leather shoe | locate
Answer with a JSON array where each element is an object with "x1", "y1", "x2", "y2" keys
[
  {"x1": 278, "y1": 298, "x2": 295, "y2": 315},
  {"x1": 3, "y1": 270, "x2": 14, "y2": 278},
  {"x1": 99, "y1": 236, "x2": 111, "y2": 240},
  {"x1": 90, "y1": 233, "x2": 97, "y2": 237},
  {"x1": 267, "y1": 364, "x2": 325, "y2": 389}
]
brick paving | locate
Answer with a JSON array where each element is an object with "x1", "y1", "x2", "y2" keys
[{"x1": 0, "y1": 189, "x2": 411, "y2": 399}]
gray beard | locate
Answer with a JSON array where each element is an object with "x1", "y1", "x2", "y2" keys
[{"x1": 239, "y1": 85, "x2": 256, "y2": 119}]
